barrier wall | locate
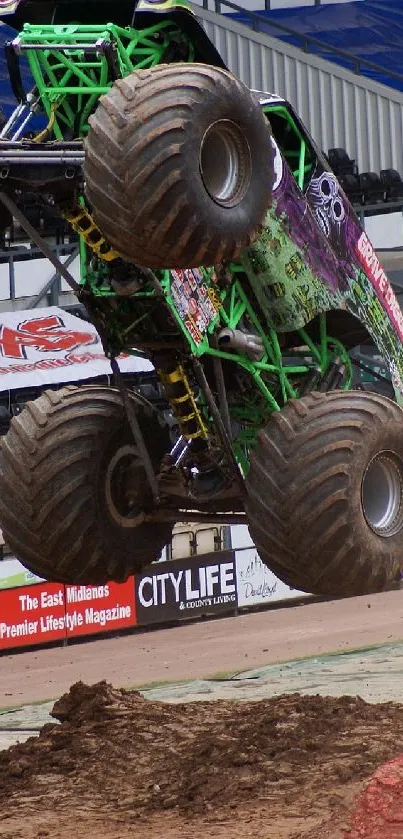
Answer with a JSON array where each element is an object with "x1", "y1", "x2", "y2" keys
[
  {"x1": 235, "y1": 548, "x2": 309, "y2": 608},
  {"x1": 135, "y1": 550, "x2": 238, "y2": 624},
  {"x1": 0, "y1": 578, "x2": 136, "y2": 650},
  {"x1": 0, "y1": 549, "x2": 310, "y2": 652}
]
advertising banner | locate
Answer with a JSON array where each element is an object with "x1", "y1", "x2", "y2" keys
[
  {"x1": 135, "y1": 550, "x2": 237, "y2": 625},
  {"x1": 0, "y1": 306, "x2": 152, "y2": 391},
  {"x1": 0, "y1": 581, "x2": 66, "y2": 649},
  {"x1": 0, "y1": 545, "x2": 315, "y2": 653},
  {"x1": 235, "y1": 548, "x2": 310, "y2": 608},
  {"x1": 64, "y1": 580, "x2": 136, "y2": 638},
  {"x1": 0, "y1": 578, "x2": 136, "y2": 650}
]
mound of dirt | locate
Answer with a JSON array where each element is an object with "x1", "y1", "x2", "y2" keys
[{"x1": 0, "y1": 681, "x2": 403, "y2": 839}]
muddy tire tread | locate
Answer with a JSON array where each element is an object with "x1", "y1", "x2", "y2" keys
[
  {"x1": 0, "y1": 386, "x2": 171, "y2": 584},
  {"x1": 246, "y1": 391, "x2": 403, "y2": 596},
  {"x1": 85, "y1": 63, "x2": 272, "y2": 267}
]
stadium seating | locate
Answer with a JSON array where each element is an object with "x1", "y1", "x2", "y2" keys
[
  {"x1": 326, "y1": 146, "x2": 403, "y2": 208},
  {"x1": 380, "y1": 169, "x2": 403, "y2": 201},
  {"x1": 229, "y1": 2, "x2": 403, "y2": 94},
  {"x1": 327, "y1": 148, "x2": 358, "y2": 177},
  {"x1": 338, "y1": 173, "x2": 363, "y2": 205},
  {"x1": 359, "y1": 172, "x2": 385, "y2": 205}
]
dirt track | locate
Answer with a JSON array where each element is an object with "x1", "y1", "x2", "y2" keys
[
  {"x1": 1, "y1": 681, "x2": 403, "y2": 839},
  {"x1": 1, "y1": 590, "x2": 403, "y2": 839},
  {"x1": 1, "y1": 589, "x2": 403, "y2": 706}
]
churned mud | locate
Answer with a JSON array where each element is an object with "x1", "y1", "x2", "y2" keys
[{"x1": 0, "y1": 681, "x2": 402, "y2": 838}]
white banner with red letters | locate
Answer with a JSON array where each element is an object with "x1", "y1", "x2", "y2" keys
[{"x1": 0, "y1": 306, "x2": 153, "y2": 391}]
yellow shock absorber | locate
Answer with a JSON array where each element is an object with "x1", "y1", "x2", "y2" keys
[
  {"x1": 63, "y1": 206, "x2": 121, "y2": 262},
  {"x1": 158, "y1": 364, "x2": 208, "y2": 441}
]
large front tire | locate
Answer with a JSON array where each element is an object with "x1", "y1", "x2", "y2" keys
[
  {"x1": 245, "y1": 391, "x2": 403, "y2": 596},
  {"x1": 0, "y1": 386, "x2": 172, "y2": 584},
  {"x1": 85, "y1": 63, "x2": 273, "y2": 268}
]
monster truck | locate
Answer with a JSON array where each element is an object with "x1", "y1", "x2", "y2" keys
[{"x1": 0, "y1": 0, "x2": 401, "y2": 595}]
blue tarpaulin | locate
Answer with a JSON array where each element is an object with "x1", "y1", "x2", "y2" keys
[
  {"x1": 229, "y1": 1, "x2": 403, "y2": 93},
  {"x1": 0, "y1": 22, "x2": 32, "y2": 116}
]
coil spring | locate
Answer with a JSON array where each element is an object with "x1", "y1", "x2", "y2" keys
[
  {"x1": 64, "y1": 206, "x2": 120, "y2": 262},
  {"x1": 158, "y1": 364, "x2": 208, "y2": 441}
]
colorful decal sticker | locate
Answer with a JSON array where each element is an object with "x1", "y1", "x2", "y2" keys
[
  {"x1": 170, "y1": 268, "x2": 221, "y2": 346},
  {"x1": 243, "y1": 139, "x2": 403, "y2": 397},
  {"x1": 355, "y1": 231, "x2": 403, "y2": 342}
]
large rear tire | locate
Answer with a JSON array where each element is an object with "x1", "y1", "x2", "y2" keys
[
  {"x1": 85, "y1": 63, "x2": 273, "y2": 268},
  {"x1": 0, "y1": 386, "x2": 172, "y2": 584},
  {"x1": 245, "y1": 391, "x2": 403, "y2": 596}
]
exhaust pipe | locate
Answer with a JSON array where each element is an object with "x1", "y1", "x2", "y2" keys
[{"x1": 217, "y1": 328, "x2": 264, "y2": 361}]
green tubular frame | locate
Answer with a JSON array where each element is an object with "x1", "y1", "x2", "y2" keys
[
  {"x1": 84, "y1": 258, "x2": 352, "y2": 474},
  {"x1": 200, "y1": 284, "x2": 351, "y2": 472},
  {"x1": 19, "y1": 21, "x2": 192, "y2": 137},
  {"x1": 173, "y1": 277, "x2": 351, "y2": 473},
  {"x1": 262, "y1": 104, "x2": 313, "y2": 190}
]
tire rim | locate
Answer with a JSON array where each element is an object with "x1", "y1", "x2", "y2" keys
[
  {"x1": 361, "y1": 451, "x2": 403, "y2": 537},
  {"x1": 199, "y1": 119, "x2": 252, "y2": 208},
  {"x1": 105, "y1": 444, "x2": 146, "y2": 528}
]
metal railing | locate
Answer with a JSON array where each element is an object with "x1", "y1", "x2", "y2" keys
[
  {"x1": 199, "y1": 0, "x2": 403, "y2": 84},
  {"x1": 0, "y1": 242, "x2": 78, "y2": 305},
  {"x1": 265, "y1": 0, "x2": 329, "y2": 6}
]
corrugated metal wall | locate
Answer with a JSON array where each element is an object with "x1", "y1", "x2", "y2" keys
[
  {"x1": 192, "y1": 0, "x2": 365, "y2": 11},
  {"x1": 194, "y1": 4, "x2": 403, "y2": 175}
]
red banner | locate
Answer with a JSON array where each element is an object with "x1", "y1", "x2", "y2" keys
[
  {"x1": 64, "y1": 580, "x2": 136, "y2": 638},
  {"x1": 0, "y1": 578, "x2": 136, "y2": 650},
  {"x1": 0, "y1": 582, "x2": 65, "y2": 649}
]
